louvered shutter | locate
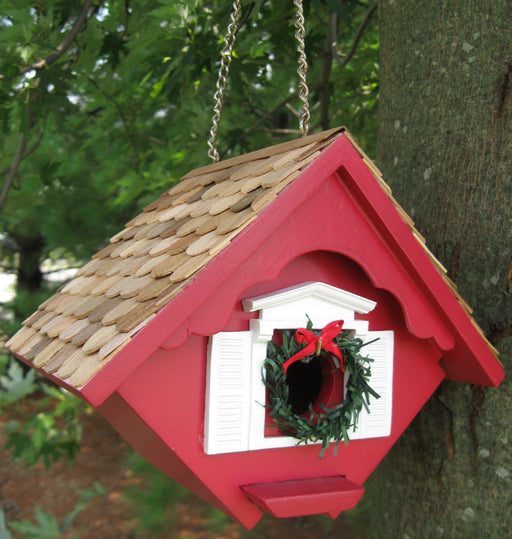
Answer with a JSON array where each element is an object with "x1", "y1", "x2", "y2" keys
[
  {"x1": 204, "y1": 331, "x2": 253, "y2": 454},
  {"x1": 349, "y1": 330, "x2": 394, "y2": 439}
]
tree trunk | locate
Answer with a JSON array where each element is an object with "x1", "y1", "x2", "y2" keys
[
  {"x1": 11, "y1": 234, "x2": 46, "y2": 320},
  {"x1": 364, "y1": 1, "x2": 512, "y2": 536},
  {"x1": 16, "y1": 236, "x2": 45, "y2": 293}
]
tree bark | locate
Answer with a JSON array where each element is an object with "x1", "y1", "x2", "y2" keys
[
  {"x1": 365, "y1": 1, "x2": 512, "y2": 536},
  {"x1": 17, "y1": 236, "x2": 45, "y2": 293}
]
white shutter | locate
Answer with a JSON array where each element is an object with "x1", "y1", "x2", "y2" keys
[
  {"x1": 349, "y1": 330, "x2": 394, "y2": 439},
  {"x1": 204, "y1": 331, "x2": 252, "y2": 454}
]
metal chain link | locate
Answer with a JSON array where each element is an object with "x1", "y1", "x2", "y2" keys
[
  {"x1": 293, "y1": 0, "x2": 310, "y2": 136},
  {"x1": 207, "y1": 0, "x2": 311, "y2": 162},
  {"x1": 207, "y1": 0, "x2": 242, "y2": 163}
]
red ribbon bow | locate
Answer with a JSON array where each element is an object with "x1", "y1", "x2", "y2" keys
[{"x1": 282, "y1": 320, "x2": 345, "y2": 373}]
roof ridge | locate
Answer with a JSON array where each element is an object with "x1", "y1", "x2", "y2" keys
[{"x1": 181, "y1": 127, "x2": 345, "y2": 179}]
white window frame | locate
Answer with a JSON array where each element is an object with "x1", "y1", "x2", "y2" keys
[{"x1": 204, "y1": 282, "x2": 393, "y2": 455}]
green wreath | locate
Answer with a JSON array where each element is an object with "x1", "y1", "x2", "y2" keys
[{"x1": 263, "y1": 318, "x2": 380, "y2": 458}]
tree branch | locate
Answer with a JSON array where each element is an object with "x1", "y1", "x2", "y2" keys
[
  {"x1": 0, "y1": 128, "x2": 44, "y2": 178},
  {"x1": 4, "y1": 2, "x2": 97, "y2": 207},
  {"x1": 335, "y1": 2, "x2": 378, "y2": 70},
  {"x1": 238, "y1": 2, "x2": 255, "y2": 32},
  {"x1": 87, "y1": 76, "x2": 140, "y2": 165},
  {"x1": 234, "y1": 94, "x2": 297, "y2": 144},
  {"x1": 84, "y1": 452, "x2": 138, "y2": 539},
  {"x1": 21, "y1": 0, "x2": 96, "y2": 74},
  {"x1": 0, "y1": 135, "x2": 27, "y2": 210},
  {"x1": 318, "y1": 12, "x2": 337, "y2": 130}
]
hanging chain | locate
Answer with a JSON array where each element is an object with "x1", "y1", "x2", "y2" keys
[
  {"x1": 207, "y1": 0, "x2": 242, "y2": 163},
  {"x1": 207, "y1": 0, "x2": 311, "y2": 161},
  {"x1": 293, "y1": 0, "x2": 310, "y2": 136}
]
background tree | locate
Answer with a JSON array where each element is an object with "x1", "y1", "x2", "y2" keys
[
  {"x1": 365, "y1": 1, "x2": 512, "y2": 536},
  {"x1": 0, "y1": 0, "x2": 378, "y2": 324}
]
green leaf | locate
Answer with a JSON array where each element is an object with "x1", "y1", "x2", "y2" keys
[
  {"x1": 19, "y1": 45, "x2": 34, "y2": 64},
  {"x1": 0, "y1": 359, "x2": 38, "y2": 406},
  {"x1": 0, "y1": 508, "x2": 13, "y2": 539},
  {"x1": 9, "y1": 506, "x2": 60, "y2": 539}
]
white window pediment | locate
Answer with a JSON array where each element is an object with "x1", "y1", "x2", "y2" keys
[{"x1": 204, "y1": 282, "x2": 393, "y2": 455}]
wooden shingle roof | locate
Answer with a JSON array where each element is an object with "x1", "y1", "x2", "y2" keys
[
  {"x1": 7, "y1": 127, "x2": 498, "y2": 390},
  {"x1": 7, "y1": 128, "x2": 343, "y2": 387}
]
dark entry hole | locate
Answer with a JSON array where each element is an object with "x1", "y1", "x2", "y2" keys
[{"x1": 286, "y1": 356, "x2": 323, "y2": 415}]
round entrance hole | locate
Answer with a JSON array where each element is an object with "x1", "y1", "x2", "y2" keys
[
  {"x1": 285, "y1": 356, "x2": 323, "y2": 415},
  {"x1": 285, "y1": 352, "x2": 345, "y2": 416}
]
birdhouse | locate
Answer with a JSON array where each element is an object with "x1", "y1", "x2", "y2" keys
[{"x1": 7, "y1": 127, "x2": 503, "y2": 529}]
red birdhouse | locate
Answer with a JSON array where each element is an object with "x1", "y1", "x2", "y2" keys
[{"x1": 7, "y1": 128, "x2": 503, "y2": 529}]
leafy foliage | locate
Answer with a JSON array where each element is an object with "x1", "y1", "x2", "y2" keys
[
  {"x1": 125, "y1": 455, "x2": 232, "y2": 535},
  {"x1": 0, "y1": 358, "x2": 37, "y2": 406},
  {"x1": 8, "y1": 507, "x2": 62, "y2": 539},
  {"x1": 0, "y1": 282, "x2": 57, "y2": 338},
  {"x1": 2, "y1": 383, "x2": 87, "y2": 468},
  {"x1": 125, "y1": 456, "x2": 190, "y2": 534},
  {"x1": 0, "y1": 508, "x2": 12, "y2": 539},
  {"x1": 0, "y1": 0, "x2": 379, "y2": 308},
  {"x1": 3, "y1": 483, "x2": 104, "y2": 539}
]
